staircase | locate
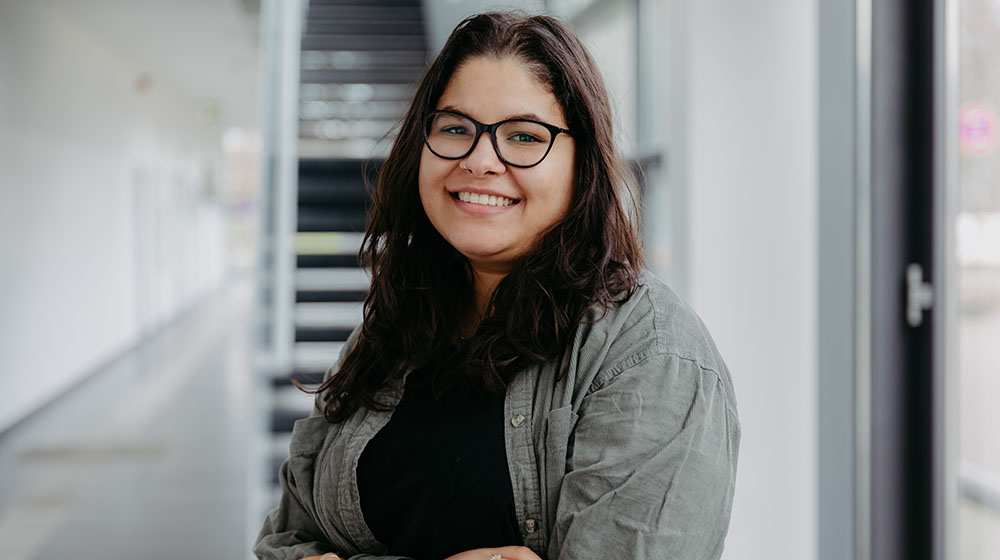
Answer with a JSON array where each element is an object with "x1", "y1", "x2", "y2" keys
[{"x1": 264, "y1": 0, "x2": 428, "y2": 492}]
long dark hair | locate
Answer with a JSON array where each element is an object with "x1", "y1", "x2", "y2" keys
[{"x1": 312, "y1": 12, "x2": 643, "y2": 422}]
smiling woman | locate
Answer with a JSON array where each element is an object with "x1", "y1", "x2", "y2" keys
[
  {"x1": 255, "y1": 11, "x2": 740, "y2": 560},
  {"x1": 419, "y1": 56, "x2": 576, "y2": 305}
]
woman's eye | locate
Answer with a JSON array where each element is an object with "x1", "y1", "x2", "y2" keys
[
  {"x1": 441, "y1": 125, "x2": 471, "y2": 136},
  {"x1": 508, "y1": 132, "x2": 542, "y2": 143}
]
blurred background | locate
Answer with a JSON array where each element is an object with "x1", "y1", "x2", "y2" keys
[{"x1": 0, "y1": 0, "x2": 996, "y2": 559}]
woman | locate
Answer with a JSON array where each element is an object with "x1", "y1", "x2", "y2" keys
[{"x1": 255, "y1": 12, "x2": 739, "y2": 560}]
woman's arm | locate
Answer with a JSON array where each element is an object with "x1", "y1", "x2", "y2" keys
[
  {"x1": 255, "y1": 427, "x2": 421, "y2": 560},
  {"x1": 253, "y1": 457, "x2": 334, "y2": 560},
  {"x1": 255, "y1": 328, "x2": 368, "y2": 560},
  {"x1": 548, "y1": 351, "x2": 740, "y2": 560}
]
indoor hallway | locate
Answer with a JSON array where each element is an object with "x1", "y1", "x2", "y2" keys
[{"x1": 2, "y1": 1, "x2": 998, "y2": 559}]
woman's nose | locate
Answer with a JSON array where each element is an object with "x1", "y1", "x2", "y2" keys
[{"x1": 462, "y1": 132, "x2": 506, "y2": 176}]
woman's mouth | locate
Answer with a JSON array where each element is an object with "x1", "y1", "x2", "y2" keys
[{"x1": 451, "y1": 191, "x2": 520, "y2": 207}]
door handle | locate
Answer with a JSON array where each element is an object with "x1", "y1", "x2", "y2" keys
[{"x1": 906, "y1": 263, "x2": 934, "y2": 327}]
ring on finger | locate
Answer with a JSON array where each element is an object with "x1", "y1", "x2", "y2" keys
[{"x1": 489, "y1": 554, "x2": 502, "y2": 560}]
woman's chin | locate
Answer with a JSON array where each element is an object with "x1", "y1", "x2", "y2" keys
[{"x1": 451, "y1": 244, "x2": 519, "y2": 272}]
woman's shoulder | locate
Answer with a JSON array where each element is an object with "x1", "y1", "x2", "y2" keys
[{"x1": 578, "y1": 270, "x2": 729, "y2": 379}]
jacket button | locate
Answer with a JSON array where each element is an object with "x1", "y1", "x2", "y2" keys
[
  {"x1": 525, "y1": 518, "x2": 536, "y2": 533},
  {"x1": 511, "y1": 414, "x2": 526, "y2": 428}
]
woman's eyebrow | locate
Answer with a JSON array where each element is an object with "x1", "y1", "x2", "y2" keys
[
  {"x1": 506, "y1": 112, "x2": 548, "y2": 122},
  {"x1": 436, "y1": 105, "x2": 470, "y2": 117},
  {"x1": 437, "y1": 105, "x2": 550, "y2": 123}
]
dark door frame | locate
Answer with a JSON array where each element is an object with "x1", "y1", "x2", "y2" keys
[{"x1": 868, "y1": 0, "x2": 954, "y2": 558}]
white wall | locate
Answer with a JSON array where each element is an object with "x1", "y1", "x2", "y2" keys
[
  {"x1": 554, "y1": 1, "x2": 819, "y2": 557},
  {"x1": 0, "y1": 2, "x2": 227, "y2": 432},
  {"x1": 666, "y1": 1, "x2": 820, "y2": 559}
]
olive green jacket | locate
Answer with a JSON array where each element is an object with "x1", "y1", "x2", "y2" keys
[{"x1": 254, "y1": 274, "x2": 740, "y2": 560}]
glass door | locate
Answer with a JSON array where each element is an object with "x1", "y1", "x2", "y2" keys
[{"x1": 956, "y1": 0, "x2": 1000, "y2": 557}]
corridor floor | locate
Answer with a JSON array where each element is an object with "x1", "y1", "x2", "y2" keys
[{"x1": 0, "y1": 280, "x2": 265, "y2": 560}]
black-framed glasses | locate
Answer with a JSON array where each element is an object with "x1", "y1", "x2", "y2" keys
[{"x1": 423, "y1": 110, "x2": 571, "y2": 168}]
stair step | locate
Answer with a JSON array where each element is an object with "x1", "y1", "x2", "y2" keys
[
  {"x1": 294, "y1": 340, "x2": 346, "y2": 368},
  {"x1": 271, "y1": 408, "x2": 311, "y2": 434},
  {"x1": 296, "y1": 326, "x2": 354, "y2": 342},
  {"x1": 302, "y1": 35, "x2": 426, "y2": 52},
  {"x1": 271, "y1": 371, "x2": 327, "y2": 388},
  {"x1": 294, "y1": 231, "x2": 364, "y2": 256},
  {"x1": 297, "y1": 184, "x2": 369, "y2": 205},
  {"x1": 309, "y1": 0, "x2": 421, "y2": 10},
  {"x1": 306, "y1": 5, "x2": 422, "y2": 22},
  {"x1": 296, "y1": 289, "x2": 367, "y2": 303},
  {"x1": 296, "y1": 268, "x2": 371, "y2": 291},
  {"x1": 295, "y1": 302, "x2": 363, "y2": 328},
  {"x1": 304, "y1": 20, "x2": 427, "y2": 36},
  {"x1": 297, "y1": 210, "x2": 367, "y2": 233},
  {"x1": 297, "y1": 254, "x2": 361, "y2": 268},
  {"x1": 300, "y1": 67, "x2": 424, "y2": 85},
  {"x1": 270, "y1": 454, "x2": 286, "y2": 485}
]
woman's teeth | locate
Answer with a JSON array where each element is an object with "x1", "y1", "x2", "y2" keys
[{"x1": 456, "y1": 191, "x2": 516, "y2": 207}]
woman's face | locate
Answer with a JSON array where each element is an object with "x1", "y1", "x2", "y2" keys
[{"x1": 418, "y1": 56, "x2": 575, "y2": 276}]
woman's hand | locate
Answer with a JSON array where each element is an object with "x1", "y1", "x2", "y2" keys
[
  {"x1": 444, "y1": 546, "x2": 542, "y2": 560},
  {"x1": 299, "y1": 545, "x2": 540, "y2": 560}
]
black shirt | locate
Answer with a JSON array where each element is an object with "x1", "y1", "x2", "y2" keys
[{"x1": 356, "y1": 367, "x2": 522, "y2": 559}]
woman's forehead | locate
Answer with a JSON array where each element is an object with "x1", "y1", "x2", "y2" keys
[{"x1": 436, "y1": 56, "x2": 566, "y2": 126}]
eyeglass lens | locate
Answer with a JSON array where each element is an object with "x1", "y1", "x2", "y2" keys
[{"x1": 425, "y1": 113, "x2": 554, "y2": 167}]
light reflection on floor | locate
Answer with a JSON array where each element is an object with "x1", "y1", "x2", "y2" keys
[{"x1": 0, "y1": 279, "x2": 262, "y2": 560}]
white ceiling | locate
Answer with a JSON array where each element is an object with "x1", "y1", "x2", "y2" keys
[{"x1": 52, "y1": 0, "x2": 261, "y2": 127}]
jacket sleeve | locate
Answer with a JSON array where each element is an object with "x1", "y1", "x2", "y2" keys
[
  {"x1": 253, "y1": 456, "x2": 333, "y2": 560},
  {"x1": 255, "y1": 327, "x2": 414, "y2": 560},
  {"x1": 547, "y1": 351, "x2": 740, "y2": 560},
  {"x1": 255, "y1": 469, "x2": 413, "y2": 560},
  {"x1": 253, "y1": 330, "x2": 353, "y2": 560},
  {"x1": 253, "y1": 457, "x2": 414, "y2": 560}
]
